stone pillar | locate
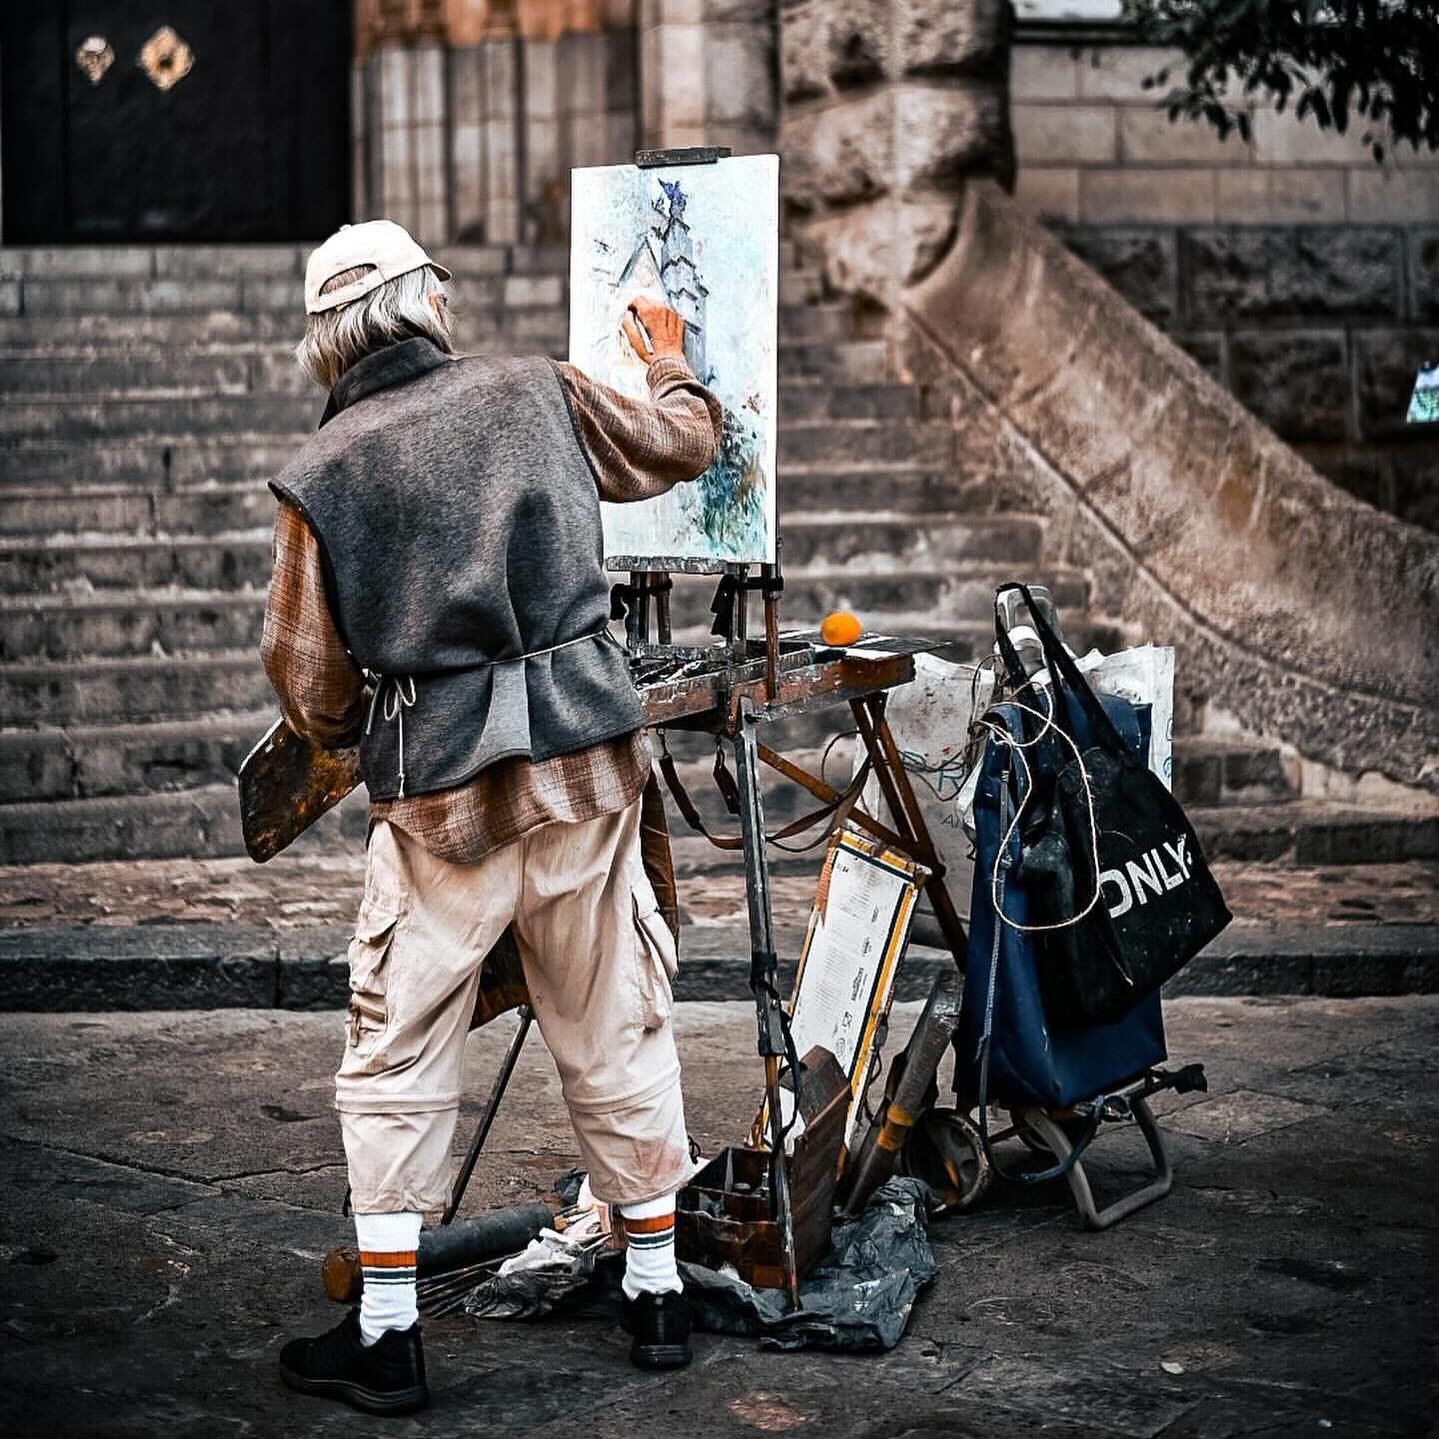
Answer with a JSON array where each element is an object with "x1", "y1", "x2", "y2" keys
[
  {"x1": 779, "y1": 0, "x2": 1012, "y2": 305},
  {"x1": 355, "y1": 0, "x2": 641, "y2": 246},
  {"x1": 640, "y1": 0, "x2": 778, "y2": 156}
]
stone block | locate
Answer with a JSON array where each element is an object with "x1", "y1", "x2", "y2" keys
[
  {"x1": 449, "y1": 46, "x2": 485, "y2": 130},
  {"x1": 1353, "y1": 327, "x2": 1439, "y2": 439},
  {"x1": 503, "y1": 274, "x2": 564, "y2": 308},
  {"x1": 704, "y1": 22, "x2": 777, "y2": 130},
  {"x1": 1013, "y1": 166, "x2": 1080, "y2": 223},
  {"x1": 0, "y1": 731, "x2": 72, "y2": 802},
  {"x1": 1013, "y1": 103, "x2": 1117, "y2": 165},
  {"x1": 1183, "y1": 227, "x2": 1401, "y2": 324},
  {"x1": 1251, "y1": 105, "x2": 1438, "y2": 168},
  {"x1": 1057, "y1": 225, "x2": 1178, "y2": 322},
  {"x1": 413, "y1": 45, "x2": 446, "y2": 125},
  {"x1": 895, "y1": 0, "x2": 1007, "y2": 79},
  {"x1": 1409, "y1": 228, "x2": 1439, "y2": 320},
  {"x1": 1347, "y1": 166, "x2": 1439, "y2": 223},
  {"x1": 1080, "y1": 168, "x2": 1217, "y2": 223},
  {"x1": 1075, "y1": 44, "x2": 1182, "y2": 101},
  {"x1": 1172, "y1": 331, "x2": 1224, "y2": 383},
  {"x1": 1011, "y1": 44, "x2": 1078, "y2": 101},
  {"x1": 484, "y1": 41, "x2": 519, "y2": 120},
  {"x1": 653, "y1": 23, "x2": 707, "y2": 128},
  {"x1": 525, "y1": 39, "x2": 559, "y2": 120},
  {"x1": 559, "y1": 31, "x2": 607, "y2": 117},
  {"x1": 604, "y1": 26, "x2": 639, "y2": 97},
  {"x1": 1216, "y1": 169, "x2": 1345, "y2": 224},
  {"x1": 822, "y1": 0, "x2": 890, "y2": 90},
  {"x1": 779, "y1": 0, "x2": 831, "y2": 102},
  {"x1": 380, "y1": 46, "x2": 410, "y2": 127},
  {"x1": 0, "y1": 246, "x2": 153, "y2": 277},
  {"x1": 1120, "y1": 106, "x2": 1251, "y2": 166},
  {"x1": 0, "y1": 280, "x2": 19, "y2": 316},
  {"x1": 1228, "y1": 329, "x2": 1349, "y2": 442}
]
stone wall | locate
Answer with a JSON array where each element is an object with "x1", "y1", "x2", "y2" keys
[
  {"x1": 778, "y1": 0, "x2": 1013, "y2": 305},
  {"x1": 901, "y1": 184, "x2": 1439, "y2": 792},
  {"x1": 1011, "y1": 40, "x2": 1439, "y2": 532}
]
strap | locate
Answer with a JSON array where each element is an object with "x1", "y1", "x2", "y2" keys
[
  {"x1": 995, "y1": 583, "x2": 1128, "y2": 758},
  {"x1": 657, "y1": 741, "x2": 873, "y2": 852}
]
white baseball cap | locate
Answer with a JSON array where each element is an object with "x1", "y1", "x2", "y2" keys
[{"x1": 304, "y1": 220, "x2": 452, "y2": 314}]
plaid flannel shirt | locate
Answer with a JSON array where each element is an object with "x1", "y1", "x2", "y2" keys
[{"x1": 260, "y1": 354, "x2": 723, "y2": 864}]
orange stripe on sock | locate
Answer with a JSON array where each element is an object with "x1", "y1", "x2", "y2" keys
[
  {"x1": 621, "y1": 1214, "x2": 674, "y2": 1236},
  {"x1": 359, "y1": 1250, "x2": 418, "y2": 1267}
]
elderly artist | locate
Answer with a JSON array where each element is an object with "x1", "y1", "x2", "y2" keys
[{"x1": 261, "y1": 220, "x2": 723, "y2": 1415}]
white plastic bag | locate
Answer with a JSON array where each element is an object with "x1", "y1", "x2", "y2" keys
[
  {"x1": 854, "y1": 653, "x2": 994, "y2": 922},
  {"x1": 850, "y1": 644, "x2": 1175, "y2": 924}
]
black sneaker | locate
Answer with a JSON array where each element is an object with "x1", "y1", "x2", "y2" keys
[
  {"x1": 621, "y1": 1290, "x2": 692, "y2": 1370},
  {"x1": 278, "y1": 1308, "x2": 429, "y2": 1415}
]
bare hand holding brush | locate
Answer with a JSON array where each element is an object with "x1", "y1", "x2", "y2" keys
[{"x1": 622, "y1": 295, "x2": 687, "y2": 363}]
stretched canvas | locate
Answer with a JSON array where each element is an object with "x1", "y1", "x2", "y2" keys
[{"x1": 569, "y1": 154, "x2": 779, "y2": 565}]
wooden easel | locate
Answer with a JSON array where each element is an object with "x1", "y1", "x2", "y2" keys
[{"x1": 607, "y1": 145, "x2": 969, "y2": 1305}]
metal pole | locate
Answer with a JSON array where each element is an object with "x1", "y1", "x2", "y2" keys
[
  {"x1": 442, "y1": 1007, "x2": 534, "y2": 1226},
  {"x1": 732, "y1": 699, "x2": 800, "y2": 1309}
]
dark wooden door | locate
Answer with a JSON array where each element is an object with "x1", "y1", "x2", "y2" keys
[{"x1": 2, "y1": 1, "x2": 351, "y2": 242}]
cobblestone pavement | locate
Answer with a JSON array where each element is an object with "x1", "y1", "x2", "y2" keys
[
  {"x1": 2, "y1": 996, "x2": 1435, "y2": 1437},
  {"x1": 2, "y1": 852, "x2": 1436, "y2": 932}
]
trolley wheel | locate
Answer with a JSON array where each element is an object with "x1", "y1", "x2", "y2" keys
[{"x1": 900, "y1": 1107, "x2": 993, "y2": 1214}]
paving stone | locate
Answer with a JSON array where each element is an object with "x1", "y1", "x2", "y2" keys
[{"x1": 0, "y1": 995, "x2": 1432, "y2": 1436}]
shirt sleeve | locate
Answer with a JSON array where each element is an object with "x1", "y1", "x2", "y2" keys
[
  {"x1": 259, "y1": 500, "x2": 366, "y2": 749},
  {"x1": 557, "y1": 355, "x2": 725, "y2": 503}
]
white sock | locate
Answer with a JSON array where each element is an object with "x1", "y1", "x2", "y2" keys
[
  {"x1": 619, "y1": 1193, "x2": 681, "y2": 1300},
  {"x1": 354, "y1": 1210, "x2": 421, "y2": 1344}
]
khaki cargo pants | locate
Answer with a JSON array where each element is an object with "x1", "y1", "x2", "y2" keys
[{"x1": 335, "y1": 795, "x2": 691, "y2": 1214}]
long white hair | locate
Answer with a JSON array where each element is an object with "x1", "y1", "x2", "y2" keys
[{"x1": 295, "y1": 263, "x2": 454, "y2": 390}]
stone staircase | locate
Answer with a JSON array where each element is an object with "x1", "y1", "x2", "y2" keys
[{"x1": 1, "y1": 243, "x2": 1436, "y2": 882}]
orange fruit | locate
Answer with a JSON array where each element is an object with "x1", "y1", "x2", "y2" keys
[{"x1": 819, "y1": 610, "x2": 863, "y2": 647}]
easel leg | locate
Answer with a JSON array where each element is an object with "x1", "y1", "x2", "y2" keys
[
  {"x1": 850, "y1": 696, "x2": 969, "y2": 967},
  {"x1": 732, "y1": 700, "x2": 801, "y2": 1309}
]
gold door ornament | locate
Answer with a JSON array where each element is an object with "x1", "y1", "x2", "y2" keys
[
  {"x1": 138, "y1": 25, "x2": 194, "y2": 91},
  {"x1": 74, "y1": 36, "x2": 115, "y2": 86}
]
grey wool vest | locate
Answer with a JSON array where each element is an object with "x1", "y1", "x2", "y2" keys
[{"x1": 270, "y1": 337, "x2": 643, "y2": 801}]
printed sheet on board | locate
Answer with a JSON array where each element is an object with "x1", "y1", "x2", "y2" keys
[{"x1": 756, "y1": 827, "x2": 929, "y2": 1151}]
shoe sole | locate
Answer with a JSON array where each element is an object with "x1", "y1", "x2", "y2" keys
[
  {"x1": 631, "y1": 1342, "x2": 692, "y2": 1371},
  {"x1": 279, "y1": 1362, "x2": 429, "y2": 1415}
]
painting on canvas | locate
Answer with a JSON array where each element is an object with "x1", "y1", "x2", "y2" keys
[{"x1": 569, "y1": 154, "x2": 779, "y2": 565}]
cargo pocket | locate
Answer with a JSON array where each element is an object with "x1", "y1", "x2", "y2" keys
[
  {"x1": 632, "y1": 883, "x2": 678, "y2": 1032},
  {"x1": 346, "y1": 894, "x2": 400, "y2": 1050}
]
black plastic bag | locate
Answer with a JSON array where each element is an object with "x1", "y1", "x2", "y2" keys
[{"x1": 462, "y1": 1178, "x2": 938, "y2": 1353}]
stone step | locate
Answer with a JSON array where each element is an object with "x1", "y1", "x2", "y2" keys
[
  {"x1": 0, "y1": 563, "x2": 1088, "y2": 662},
  {"x1": 0, "y1": 653, "x2": 272, "y2": 727},
  {"x1": 781, "y1": 423, "x2": 953, "y2": 468},
  {"x1": 1172, "y1": 735, "x2": 1300, "y2": 808},
  {"x1": 0, "y1": 484, "x2": 275, "y2": 540},
  {"x1": 0, "y1": 532, "x2": 270, "y2": 593},
  {"x1": 0, "y1": 514, "x2": 1045, "y2": 593},
  {"x1": 0, "y1": 591, "x2": 265, "y2": 662},
  {"x1": 0, "y1": 712, "x2": 271, "y2": 804},
  {"x1": 0, "y1": 396, "x2": 316, "y2": 443},
  {"x1": 0, "y1": 435, "x2": 301, "y2": 488},
  {"x1": 1191, "y1": 801, "x2": 1439, "y2": 866},
  {"x1": 778, "y1": 467, "x2": 967, "y2": 514}
]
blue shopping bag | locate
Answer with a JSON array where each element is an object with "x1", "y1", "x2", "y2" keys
[{"x1": 954, "y1": 690, "x2": 1167, "y2": 1114}]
